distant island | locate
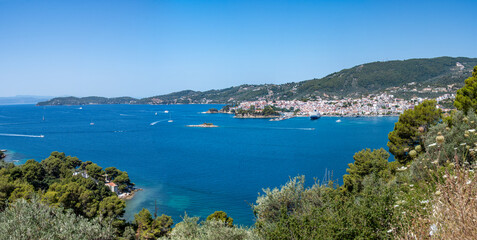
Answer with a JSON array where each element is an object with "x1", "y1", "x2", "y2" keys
[
  {"x1": 186, "y1": 123, "x2": 219, "y2": 128},
  {"x1": 37, "y1": 57, "x2": 477, "y2": 106}
]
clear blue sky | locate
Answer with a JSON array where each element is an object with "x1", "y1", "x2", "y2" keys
[{"x1": 1, "y1": 0, "x2": 476, "y2": 98}]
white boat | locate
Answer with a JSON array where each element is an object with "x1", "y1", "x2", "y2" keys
[
  {"x1": 168, "y1": 120, "x2": 173, "y2": 123},
  {"x1": 79, "y1": 107, "x2": 83, "y2": 110},
  {"x1": 90, "y1": 122, "x2": 95, "y2": 126},
  {"x1": 155, "y1": 112, "x2": 158, "y2": 115},
  {"x1": 39, "y1": 135, "x2": 45, "y2": 138},
  {"x1": 164, "y1": 110, "x2": 169, "y2": 113},
  {"x1": 336, "y1": 119, "x2": 342, "y2": 123}
]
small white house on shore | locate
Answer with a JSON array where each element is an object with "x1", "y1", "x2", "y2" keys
[{"x1": 105, "y1": 182, "x2": 119, "y2": 194}]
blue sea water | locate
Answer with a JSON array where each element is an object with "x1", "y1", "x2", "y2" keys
[{"x1": 0, "y1": 104, "x2": 397, "y2": 226}]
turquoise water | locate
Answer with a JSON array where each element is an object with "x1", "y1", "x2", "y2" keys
[{"x1": 0, "y1": 104, "x2": 397, "y2": 226}]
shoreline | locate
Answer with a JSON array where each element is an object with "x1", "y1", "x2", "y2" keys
[{"x1": 119, "y1": 188, "x2": 143, "y2": 200}]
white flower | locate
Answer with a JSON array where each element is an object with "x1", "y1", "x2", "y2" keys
[
  {"x1": 428, "y1": 143, "x2": 437, "y2": 147},
  {"x1": 387, "y1": 229, "x2": 393, "y2": 233},
  {"x1": 394, "y1": 205, "x2": 399, "y2": 208},
  {"x1": 443, "y1": 174, "x2": 447, "y2": 178},
  {"x1": 430, "y1": 224, "x2": 438, "y2": 236},
  {"x1": 397, "y1": 166, "x2": 408, "y2": 172},
  {"x1": 431, "y1": 160, "x2": 438, "y2": 165},
  {"x1": 467, "y1": 180, "x2": 472, "y2": 184},
  {"x1": 409, "y1": 184, "x2": 414, "y2": 187},
  {"x1": 460, "y1": 143, "x2": 467, "y2": 146},
  {"x1": 469, "y1": 129, "x2": 476, "y2": 132},
  {"x1": 420, "y1": 200, "x2": 429, "y2": 204}
]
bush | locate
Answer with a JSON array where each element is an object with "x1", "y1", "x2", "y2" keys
[{"x1": 0, "y1": 197, "x2": 114, "y2": 240}]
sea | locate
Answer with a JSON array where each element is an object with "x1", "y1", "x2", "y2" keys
[{"x1": 0, "y1": 104, "x2": 398, "y2": 226}]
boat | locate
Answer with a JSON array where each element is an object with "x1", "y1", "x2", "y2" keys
[
  {"x1": 164, "y1": 110, "x2": 169, "y2": 113},
  {"x1": 309, "y1": 110, "x2": 321, "y2": 120},
  {"x1": 155, "y1": 112, "x2": 158, "y2": 115},
  {"x1": 79, "y1": 107, "x2": 83, "y2": 110},
  {"x1": 39, "y1": 135, "x2": 45, "y2": 138},
  {"x1": 336, "y1": 119, "x2": 342, "y2": 123},
  {"x1": 168, "y1": 120, "x2": 173, "y2": 123},
  {"x1": 90, "y1": 122, "x2": 95, "y2": 126}
]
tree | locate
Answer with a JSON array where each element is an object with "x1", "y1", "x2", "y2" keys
[
  {"x1": 114, "y1": 172, "x2": 133, "y2": 192},
  {"x1": 387, "y1": 100, "x2": 441, "y2": 164},
  {"x1": 454, "y1": 66, "x2": 477, "y2": 114},
  {"x1": 21, "y1": 159, "x2": 46, "y2": 189},
  {"x1": 85, "y1": 163, "x2": 104, "y2": 181},
  {"x1": 342, "y1": 148, "x2": 391, "y2": 193},
  {"x1": 98, "y1": 196, "x2": 126, "y2": 219},
  {"x1": 134, "y1": 208, "x2": 173, "y2": 239},
  {"x1": 105, "y1": 167, "x2": 121, "y2": 180},
  {"x1": 0, "y1": 198, "x2": 114, "y2": 240},
  {"x1": 206, "y1": 211, "x2": 234, "y2": 227}
]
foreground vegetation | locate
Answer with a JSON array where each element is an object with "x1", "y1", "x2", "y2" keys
[{"x1": 2, "y1": 66, "x2": 477, "y2": 239}]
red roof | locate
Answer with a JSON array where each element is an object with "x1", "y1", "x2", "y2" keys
[{"x1": 105, "y1": 182, "x2": 117, "y2": 187}]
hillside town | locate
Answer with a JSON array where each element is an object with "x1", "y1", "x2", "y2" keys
[{"x1": 230, "y1": 93, "x2": 455, "y2": 117}]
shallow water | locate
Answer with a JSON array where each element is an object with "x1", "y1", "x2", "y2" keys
[{"x1": 0, "y1": 104, "x2": 397, "y2": 225}]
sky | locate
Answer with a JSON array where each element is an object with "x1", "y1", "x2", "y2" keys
[{"x1": 0, "y1": 0, "x2": 476, "y2": 98}]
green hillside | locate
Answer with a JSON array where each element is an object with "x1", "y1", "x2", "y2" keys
[{"x1": 37, "y1": 57, "x2": 477, "y2": 106}]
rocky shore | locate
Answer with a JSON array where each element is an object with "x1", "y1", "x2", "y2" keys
[{"x1": 119, "y1": 188, "x2": 143, "y2": 200}]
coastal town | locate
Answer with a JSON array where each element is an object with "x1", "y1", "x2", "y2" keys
[{"x1": 228, "y1": 92, "x2": 455, "y2": 117}]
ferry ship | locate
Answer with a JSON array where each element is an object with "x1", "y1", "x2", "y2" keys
[{"x1": 309, "y1": 110, "x2": 321, "y2": 120}]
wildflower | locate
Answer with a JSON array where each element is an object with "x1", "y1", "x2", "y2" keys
[
  {"x1": 428, "y1": 143, "x2": 437, "y2": 147},
  {"x1": 387, "y1": 229, "x2": 393, "y2": 233},
  {"x1": 409, "y1": 184, "x2": 414, "y2": 187},
  {"x1": 443, "y1": 174, "x2": 447, "y2": 178},
  {"x1": 467, "y1": 180, "x2": 472, "y2": 185},
  {"x1": 420, "y1": 200, "x2": 429, "y2": 204},
  {"x1": 436, "y1": 135, "x2": 445, "y2": 144},
  {"x1": 415, "y1": 145, "x2": 422, "y2": 152},
  {"x1": 397, "y1": 166, "x2": 408, "y2": 172},
  {"x1": 431, "y1": 160, "x2": 438, "y2": 164},
  {"x1": 469, "y1": 129, "x2": 476, "y2": 133},
  {"x1": 394, "y1": 205, "x2": 399, "y2": 208},
  {"x1": 460, "y1": 143, "x2": 467, "y2": 146},
  {"x1": 430, "y1": 224, "x2": 438, "y2": 236}
]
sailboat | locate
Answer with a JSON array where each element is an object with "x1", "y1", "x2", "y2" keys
[{"x1": 168, "y1": 113, "x2": 173, "y2": 122}]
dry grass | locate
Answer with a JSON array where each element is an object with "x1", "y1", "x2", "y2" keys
[{"x1": 398, "y1": 165, "x2": 477, "y2": 240}]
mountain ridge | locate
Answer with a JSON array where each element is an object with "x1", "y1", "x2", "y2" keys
[{"x1": 37, "y1": 56, "x2": 477, "y2": 106}]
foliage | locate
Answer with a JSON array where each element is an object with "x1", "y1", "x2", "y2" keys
[
  {"x1": 424, "y1": 110, "x2": 477, "y2": 166},
  {"x1": 253, "y1": 175, "x2": 398, "y2": 239},
  {"x1": 161, "y1": 214, "x2": 259, "y2": 240},
  {"x1": 342, "y1": 148, "x2": 393, "y2": 193},
  {"x1": 134, "y1": 208, "x2": 174, "y2": 239},
  {"x1": 454, "y1": 66, "x2": 477, "y2": 113},
  {"x1": 0, "y1": 197, "x2": 114, "y2": 240},
  {"x1": 387, "y1": 100, "x2": 441, "y2": 164},
  {"x1": 206, "y1": 211, "x2": 234, "y2": 227}
]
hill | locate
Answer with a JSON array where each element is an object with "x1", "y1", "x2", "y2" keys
[{"x1": 37, "y1": 57, "x2": 477, "y2": 106}]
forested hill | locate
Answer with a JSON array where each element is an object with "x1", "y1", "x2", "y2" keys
[{"x1": 37, "y1": 57, "x2": 477, "y2": 106}]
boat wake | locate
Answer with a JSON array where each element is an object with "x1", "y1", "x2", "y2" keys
[
  {"x1": 0, "y1": 133, "x2": 45, "y2": 138},
  {"x1": 150, "y1": 120, "x2": 168, "y2": 126}
]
